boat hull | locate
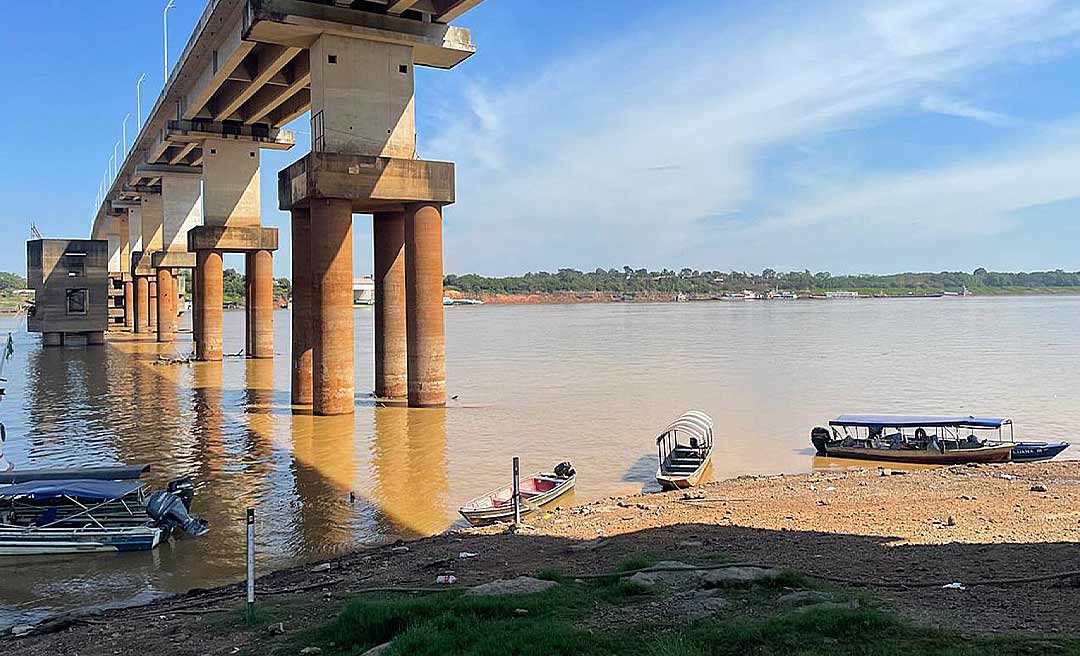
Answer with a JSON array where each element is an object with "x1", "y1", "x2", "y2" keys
[
  {"x1": 0, "y1": 526, "x2": 162, "y2": 555},
  {"x1": 459, "y1": 474, "x2": 575, "y2": 526},
  {"x1": 1008, "y1": 442, "x2": 1070, "y2": 463},
  {"x1": 656, "y1": 452, "x2": 712, "y2": 490},
  {"x1": 816, "y1": 443, "x2": 1013, "y2": 465}
]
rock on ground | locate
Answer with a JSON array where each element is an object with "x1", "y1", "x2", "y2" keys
[
  {"x1": 701, "y1": 566, "x2": 783, "y2": 588},
  {"x1": 464, "y1": 576, "x2": 557, "y2": 596},
  {"x1": 624, "y1": 561, "x2": 703, "y2": 588},
  {"x1": 777, "y1": 591, "x2": 835, "y2": 607}
]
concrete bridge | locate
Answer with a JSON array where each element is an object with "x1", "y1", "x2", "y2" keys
[{"x1": 90, "y1": 0, "x2": 484, "y2": 414}]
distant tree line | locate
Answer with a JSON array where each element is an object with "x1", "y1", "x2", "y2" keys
[
  {"x1": 443, "y1": 267, "x2": 1080, "y2": 296},
  {"x1": 0, "y1": 273, "x2": 26, "y2": 293}
]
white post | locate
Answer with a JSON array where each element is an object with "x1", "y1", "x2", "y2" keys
[
  {"x1": 136, "y1": 73, "x2": 147, "y2": 129},
  {"x1": 123, "y1": 113, "x2": 131, "y2": 154},
  {"x1": 164, "y1": 1, "x2": 176, "y2": 84},
  {"x1": 246, "y1": 508, "x2": 255, "y2": 624},
  {"x1": 512, "y1": 456, "x2": 521, "y2": 525}
]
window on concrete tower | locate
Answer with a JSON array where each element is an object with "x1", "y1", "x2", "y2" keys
[{"x1": 66, "y1": 289, "x2": 88, "y2": 315}]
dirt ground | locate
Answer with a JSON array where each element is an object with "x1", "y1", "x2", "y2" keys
[{"x1": 9, "y1": 460, "x2": 1080, "y2": 655}]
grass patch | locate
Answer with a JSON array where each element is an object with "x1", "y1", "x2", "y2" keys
[
  {"x1": 280, "y1": 579, "x2": 1080, "y2": 656},
  {"x1": 615, "y1": 553, "x2": 660, "y2": 573}
]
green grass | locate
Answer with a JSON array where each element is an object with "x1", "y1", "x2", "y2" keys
[{"x1": 276, "y1": 572, "x2": 1080, "y2": 656}]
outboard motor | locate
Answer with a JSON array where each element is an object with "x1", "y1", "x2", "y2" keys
[
  {"x1": 810, "y1": 427, "x2": 831, "y2": 455},
  {"x1": 167, "y1": 477, "x2": 196, "y2": 510},
  {"x1": 554, "y1": 461, "x2": 576, "y2": 479},
  {"x1": 147, "y1": 490, "x2": 209, "y2": 537}
]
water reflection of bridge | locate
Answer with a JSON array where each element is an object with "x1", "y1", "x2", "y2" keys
[{"x1": 21, "y1": 333, "x2": 451, "y2": 569}]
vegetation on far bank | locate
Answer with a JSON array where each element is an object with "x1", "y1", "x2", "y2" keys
[{"x1": 445, "y1": 267, "x2": 1080, "y2": 298}]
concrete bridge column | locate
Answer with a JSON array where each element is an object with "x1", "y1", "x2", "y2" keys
[
  {"x1": 191, "y1": 266, "x2": 201, "y2": 349},
  {"x1": 148, "y1": 279, "x2": 158, "y2": 329},
  {"x1": 404, "y1": 204, "x2": 446, "y2": 408},
  {"x1": 248, "y1": 249, "x2": 274, "y2": 358},
  {"x1": 374, "y1": 211, "x2": 407, "y2": 399},
  {"x1": 195, "y1": 250, "x2": 223, "y2": 361},
  {"x1": 123, "y1": 280, "x2": 134, "y2": 330},
  {"x1": 310, "y1": 199, "x2": 354, "y2": 416},
  {"x1": 156, "y1": 268, "x2": 175, "y2": 343},
  {"x1": 290, "y1": 209, "x2": 313, "y2": 405},
  {"x1": 135, "y1": 276, "x2": 149, "y2": 333}
]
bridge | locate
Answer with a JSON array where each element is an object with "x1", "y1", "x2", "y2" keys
[{"x1": 89, "y1": 0, "x2": 484, "y2": 414}]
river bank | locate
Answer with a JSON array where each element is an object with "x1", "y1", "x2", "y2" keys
[
  {"x1": 449, "y1": 289, "x2": 1080, "y2": 305},
  {"x1": 10, "y1": 460, "x2": 1080, "y2": 654}
]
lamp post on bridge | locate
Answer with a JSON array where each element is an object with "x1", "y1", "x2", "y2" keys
[
  {"x1": 112, "y1": 142, "x2": 120, "y2": 182},
  {"x1": 136, "y1": 73, "x2": 147, "y2": 129},
  {"x1": 123, "y1": 113, "x2": 132, "y2": 155},
  {"x1": 163, "y1": 1, "x2": 176, "y2": 84}
]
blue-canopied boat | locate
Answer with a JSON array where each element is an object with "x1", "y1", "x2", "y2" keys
[
  {"x1": 0, "y1": 477, "x2": 208, "y2": 556},
  {"x1": 811, "y1": 415, "x2": 1069, "y2": 465}
]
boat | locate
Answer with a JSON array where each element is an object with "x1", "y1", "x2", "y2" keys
[
  {"x1": 0, "y1": 476, "x2": 209, "y2": 555},
  {"x1": 655, "y1": 411, "x2": 714, "y2": 490},
  {"x1": 0, "y1": 464, "x2": 150, "y2": 485},
  {"x1": 811, "y1": 415, "x2": 1030, "y2": 465},
  {"x1": 458, "y1": 462, "x2": 575, "y2": 526}
]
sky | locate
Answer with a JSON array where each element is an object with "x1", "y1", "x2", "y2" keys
[{"x1": 3, "y1": 0, "x2": 1080, "y2": 278}]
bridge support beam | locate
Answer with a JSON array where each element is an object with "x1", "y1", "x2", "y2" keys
[
  {"x1": 405, "y1": 204, "x2": 446, "y2": 408},
  {"x1": 195, "y1": 250, "x2": 223, "y2": 361},
  {"x1": 134, "y1": 276, "x2": 149, "y2": 333},
  {"x1": 123, "y1": 280, "x2": 134, "y2": 330},
  {"x1": 310, "y1": 199, "x2": 354, "y2": 416},
  {"x1": 290, "y1": 209, "x2": 313, "y2": 405},
  {"x1": 148, "y1": 279, "x2": 158, "y2": 329},
  {"x1": 156, "y1": 268, "x2": 175, "y2": 342},
  {"x1": 374, "y1": 211, "x2": 407, "y2": 400},
  {"x1": 247, "y1": 249, "x2": 274, "y2": 358}
]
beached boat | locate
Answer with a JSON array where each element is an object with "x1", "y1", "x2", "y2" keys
[
  {"x1": 810, "y1": 415, "x2": 1040, "y2": 465},
  {"x1": 656, "y1": 411, "x2": 714, "y2": 490},
  {"x1": 459, "y1": 463, "x2": 575, "y2": 526},
  {"x1": 0, "y1": 477, "x2": 208, "y2": 555}
]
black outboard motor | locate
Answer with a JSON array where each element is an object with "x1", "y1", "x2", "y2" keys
[
  {"x1": 167, "y1": 477, "x2": 196, "y2": 510},
  {"x1": 147, "y1": 488, "x2": 209, "y2": 537},
  {"x1": 554, "y1": 461, "x2": 575, "y2": 478},
  {"x1": 810, "y1": 427, "x2": 831, "y2": 455}
]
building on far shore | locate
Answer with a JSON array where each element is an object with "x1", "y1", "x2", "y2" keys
[
  {"x1": 353, "y1": 277, "x2": 374, "y2": 306},
  {"x1": 26, "y1": 239, "x2": 109, "y2": 346}
]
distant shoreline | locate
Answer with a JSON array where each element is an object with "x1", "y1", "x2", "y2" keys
[{"x1": 446, "y1": 289, "x2": 1080, "y2": 306}]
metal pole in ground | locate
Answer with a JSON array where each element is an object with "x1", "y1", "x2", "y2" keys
[
  {"x1": 512, "y1": 456, "x2": 521, "y2": 526},
  {"x1": 246, "y1": 508, "x2": 255, "y2": 625}
]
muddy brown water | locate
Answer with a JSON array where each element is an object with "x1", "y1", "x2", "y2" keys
[{"x1": 0, "y1": 296, "x2": 1077, "y2": 627}]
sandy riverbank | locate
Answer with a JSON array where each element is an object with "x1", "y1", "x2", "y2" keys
[{"x1": 9, "y1": 460, "x2": 1080, "y2": 653}]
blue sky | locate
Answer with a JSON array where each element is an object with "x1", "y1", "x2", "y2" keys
[{"x1": 3, "y1": 0, "x2": 1080, "y2": 277}]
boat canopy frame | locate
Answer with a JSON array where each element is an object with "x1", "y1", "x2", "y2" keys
[
  {"x1": 657, "y1": 411, "x2": 714, "y2": 463},
  {"x1": 0, "y1": 480, "x2": 148, "y2": 532},
  {"x1": 829, "y1": 415, "x2": 1011, "y2": 429}
]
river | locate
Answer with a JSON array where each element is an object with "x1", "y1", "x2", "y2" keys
[{"x1": 0, "y1": 296, "x2": 1077, "y2": 627}]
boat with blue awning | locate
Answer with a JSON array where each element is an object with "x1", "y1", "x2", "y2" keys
[
  {"x1": 0, "y1": 477, "x2": 209, "y2": 556},
  {"x1": 811, "y1": 415, "x2": 1069, "y2": 465}
]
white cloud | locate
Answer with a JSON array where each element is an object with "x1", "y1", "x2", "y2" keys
[
  {"x1": 919, "y1": 94, "x2": 1014, "y2": 125},
  {"x1": 426, "y1": 0, "x2": 1080, "y2": 274}
]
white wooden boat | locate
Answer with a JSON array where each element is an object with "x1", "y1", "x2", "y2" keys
[
  {"x1": 459, "y1": 463, "x2": 576, "y2": 526},
  {"x1": 656, "y1": 411, "x2": 714, "y2": 490}
]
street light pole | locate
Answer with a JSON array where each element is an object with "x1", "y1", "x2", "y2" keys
[
  {"x1": 113, "y1": 142, "x2": 120, "y2": 180},
  {"x1": 164, "y1": 1, "x2": 176, "y2": 83},
  {"x1": 136, "y1": 73, "x2": 147, "y2": 129},
  {"x1": 123, "y1": 113, "x2": 132, "y2": 154}
]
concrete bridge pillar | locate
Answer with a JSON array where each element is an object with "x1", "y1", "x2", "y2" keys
[
  {"x1": 310, "y1": 199, "x2": 354, "y2": 415},
  {"x1": 374, "y1": 211, "x2": 408, "y2": 400},
  {"x1": 156, "y1": 268, "x2": 176, "y2": 342},
  {"x1": 148, "y1": 279, "x2": 158, "y2": 330},
  {"x1": 134, "y1": 276, "x2": 149, "y2": 333},
  {"x1": 290, "y1": 209, "x2": 313, "y2": 405},
  {"x1": 247, "y1": 249, "x2": 274, "y2": 358},
  {"x1": 123, "y1": 280, "x2": 134, "y2": 330},
  {"x1": 195, "y1": 250, "x2": 223, "y2": 361},
  {"x1": 191, "y1": 266, "x2": 201, "y2": 349},
  {"x1": 405, "y1": 204, "x2": 446, "y2": 408}
]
